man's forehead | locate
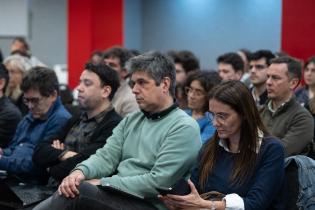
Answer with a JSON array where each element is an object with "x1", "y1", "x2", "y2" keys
[
  {"x1": 24, "y1": 88, "x2": 41, "y2": 97},
  {"x1": 269, "y1": 63, "x2": 288, "y2": 72},
  {"x1": 218, "y1": 63, "x2": 234, "y2": 70},
  {"x1": 105, "y1": 56, "x2": 120, "y2": 63},
  {"x1": 131, "y1": 71, "x2": 152, "y2": 80},
  {"x1": 250, "y1": 58, "x2": 267, "y2": 64}
]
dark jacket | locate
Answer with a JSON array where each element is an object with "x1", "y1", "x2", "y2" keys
[
  {"x1": 0, "y1": 96, "x2": 22, "y2": 147},
  {"x1": 33, "y1": 108, "x2": 121, "y2": 181}
]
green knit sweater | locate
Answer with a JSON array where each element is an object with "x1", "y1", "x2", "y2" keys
[{"x1": 76, "y1": 108, "x2": 201, "y2": 209}]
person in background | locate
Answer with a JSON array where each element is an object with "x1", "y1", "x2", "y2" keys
[
  {"x1": 295, "y1": 56, "x2": 315, "y2": 106},
  {"x1": 0, "y1": 67, "x2": 71, "y2": 179},
  {"x1": 10, "y1": 37, "x2": 45, "y2": 67},
  {"x1": 249, "y1": 50, "x2": 275, "y2": 108},
  {"x1": 89, "y1": 51, "x2": 103, "y2": 65},
  {"x1": 3, "y1": 54, "x2": 32, "y2": 115},
  {"x1": 184, "y1": 70, "x2": 221, "y2": 143},
  {"x1": 33, "y1": 63, "x2": 121, "y2": 181},
  {"x1": 0, "y1": 64, "x2": 21, "y2": 148},
  {"x1": 160, "y1": 80, "x2": 286, "y2": 210},
  {"x1": 260, "y1": 56, "x2": 313, "y2": 156},
  {"x1": 171, "y1": 50, "x2": 200, "y2": 109},
  {"x1": 217, "y1": 52, "x2": 244, "y2": 81},
  {"x1": 33, "y1": 51, "x2": 201, "y2": 210},
  {"x1": 238, "y1": 49, "x2": 252, "y2": 87},
  {"x1": 103, "y1": 46, "x2": 139, "y2": 117}
]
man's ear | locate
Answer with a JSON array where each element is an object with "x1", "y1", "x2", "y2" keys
[
  {"x1": 235, "y1": 70, "x2": 243, "y2": 81},
  {"x1": 102, "y1": 85, "x2": 112, "y2": 99},
  {"x1": 161, "y1": 77, "x2": 171, "y2": 94},
  {"x1": 51, "y1": 90, "x2": 58, "y2": 100},
  {"x1": 289, "y1": 77, "x2": 300, "y2": 91},
  {"x1": 121, "y1": 68, "x2": 129, "y2": 79}
]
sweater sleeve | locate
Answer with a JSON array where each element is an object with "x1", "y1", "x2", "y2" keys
[
  {"x1": 243, "y1": 139, "x2": 285, "y2": 210},
  {"x1": 280, "y1": 110, "x2": 313, "y2": 156}
]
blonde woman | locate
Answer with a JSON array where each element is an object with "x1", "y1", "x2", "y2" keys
[{"x1": 4, "y1": 55, "x2": 31, "y2": 115}]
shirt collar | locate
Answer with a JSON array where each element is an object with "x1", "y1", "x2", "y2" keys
[
  {"x1": 81, "y1": 104, "x2": 113, "y2": 123},
  {"x1": 141, "y1": 102, "x2": 178, "y2": 120},
  {"x1": 218, "y1": 129, "x2": 264, "y2": 154}
]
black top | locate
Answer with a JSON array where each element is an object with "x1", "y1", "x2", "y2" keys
[
  {"x1": 0, "y1": 96, "x2": 21, "y2": 147},
  {"x1": 33, "y1": 108, "x2": 122, "y2": 181}
]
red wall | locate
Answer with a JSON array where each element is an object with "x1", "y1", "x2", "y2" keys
[
  {"x1": 68, "y1": 0, "x2": 123, "y2": 88},
  {"x1": 281, "y1": 0, "x2": 315, "y2": 61}
]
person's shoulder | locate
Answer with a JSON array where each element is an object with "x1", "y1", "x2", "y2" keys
[
  {"x1": 101, "y1": 108, "x2": 122, "y2": 123},
  {"x1": 261, "y1": 136, "x2": 285, "y2": 154},
  {"x1": 170, "y1": 108, "x2": 200, "y2": 128},
  {"x1": 0, "y1": 98, "x2": 21, "y2": 118}
]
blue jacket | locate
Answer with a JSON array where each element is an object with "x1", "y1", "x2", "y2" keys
[
  {"x1": 0, "y1": 97, "x2": 71, "y2": 175},
  {"x1": 285, "y1": 155, "x2": 315, "y2": 209}
]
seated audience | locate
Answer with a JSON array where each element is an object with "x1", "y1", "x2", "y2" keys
[
  {"x1": 171, "y1": 50, "x2": 200, "y2": 109},
  {"x1": 33, "y1": 63, "x2": 122, "y2": 181},
  {"x1": 295, "y1": 56, "x2": 315, "y2": 106},
  {"x1": 249, "y1": 50, "x2": 275, "y2": 108},
  {"x1": 160, "y1": 80, "x2": 286, "y2": 210},
  {"x1": 260, "y1": 56, "x2": 314, "y2": 156},
  {"x1": 0, "y1": 67, "x2": 71, "y2": 179},
  {"x1": 103, "y1": 46, "x2": 139, "y2": 117},
  {"x1": 0, "y1": 64, "x2": 21, "y2": 147},
  {"x1": 33, "y1": 51, "x2": 201, "y2": 210},
  {"x1": 184, "y1": 70, "x2": 221, "y2": 143},
  {"x1": 4, "y1": 54, "x2": 32, "y2": 115},
  {"x1": 217, "y1": 52, "x2": 244, "y2": 81}
]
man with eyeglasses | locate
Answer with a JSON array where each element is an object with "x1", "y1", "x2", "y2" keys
[
  {"x1": 249, "y1": 50, "x2": 275, "y2": 107},
  {"x1": 0, "y1": 64, "x2": 21, "y2": 147},
  {"x1": 0, "y1": 67, "x2": 71, "y2": 179},
  {"x1": 34, "y1": 52, "x2": 201, "y2": 210}
]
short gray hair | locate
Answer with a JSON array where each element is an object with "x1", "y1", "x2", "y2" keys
[{"x1": 126, "y1": 51, "x2": 176, "y2": 97}]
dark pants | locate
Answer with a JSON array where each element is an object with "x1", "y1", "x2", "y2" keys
[{"x1": 33, "y1": 182, "x2": 158, "y2": 210}]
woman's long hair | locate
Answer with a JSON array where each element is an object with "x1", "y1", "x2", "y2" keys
[{"x1": 199, "y1": 80, "x2": 269, "y2": 190}]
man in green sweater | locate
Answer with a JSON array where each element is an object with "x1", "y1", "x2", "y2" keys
[
  {"x1": 260, "y1": 56, "x2": 313, "y2": 157},
  {"x1": 34, "y1": 52, "x2": 201, "y2": 210}
]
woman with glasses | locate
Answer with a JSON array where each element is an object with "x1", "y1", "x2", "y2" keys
[
  {"x1": 160, "y1": 81, "x2": 286, "y2": 210},
  {"x1": 184, "y1": 71, "x2": 221, "y2": 144}
]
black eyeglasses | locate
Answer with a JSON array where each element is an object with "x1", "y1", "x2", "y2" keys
[{"x1": 23, "y1": 96, "x2": 44, "y2": 106}]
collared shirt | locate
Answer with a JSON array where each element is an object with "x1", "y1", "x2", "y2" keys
[
  {"x1": 267, "y1": 99, "x2": 290, "y2": 115},
  {"x1": 218, "y1": 129, "x2": 264, "y2": 154},
  {"x1": 64, "y1": 105, "x2": 113, "y2": 153}
]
